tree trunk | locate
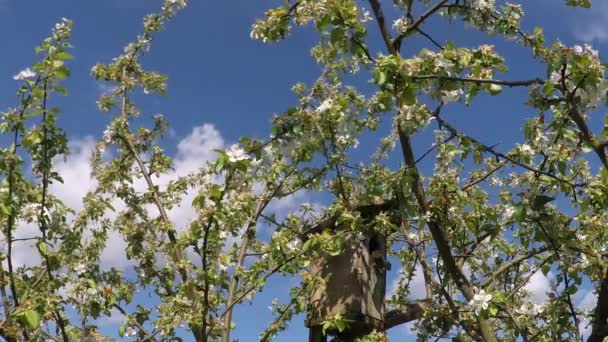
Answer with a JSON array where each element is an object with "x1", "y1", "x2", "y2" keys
[{"x1": 309, "y1": 326, "x2": 327, "y2": 342}]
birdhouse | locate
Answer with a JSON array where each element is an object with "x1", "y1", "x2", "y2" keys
[{"x1": 306, "y1": 230, "x2": 388, "y2": 338}]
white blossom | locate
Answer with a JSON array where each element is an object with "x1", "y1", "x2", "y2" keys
[
  {"x1": 166, "y1": 0, "x2": 187, "y2": 8},
  {"x1": 336, "y1": 134, "x2": 359, "y2": 148},
  {"x1": 470, "y1": 0, "x2": 495, "y2": 11},
  {"x1": 406, "y1": 232, "x2": 419, "y2": 244},
  {"x1": 13, "y1": 68, "x2": 36, "y2": 81},
  {"x1": 470, "y1": 289, "x2": 492, "y2": 314},
  {"x1": 360, "y1": 10, "x2": 373, "y2": 23},
  {"x1": 503, "y1": 205, "x2": 515, "y2": 220},
  {"x1": 583, "y1": 44, "x2": 599, "y2": 58},
  {"x1": 576, "y1": 231, "x2": 587, "y2": 241},
  {"x1": 316, "y1": 98, "x2": 334, "y2": 113},
  {"x1": 421, "y1": 211, "x2": 432, "y2": 222},
  {"x1": 518, "y1": 144, "x2": 534, "y2": 156},
  {"x1": 572, "y1": 45, "x2": 584, "y2": 55},
  {"x1": 516, "y1": 303, "x2": 544, "y2": 316},
  {"x1": 102, "y1": 127, "x2": 114, "y2": 144},
  {"x1": 74, "y1": 263, "x2": 87, "y2": 276},
  {"x1": 489, "y1": 176, "x2": 504, "y2": 187},
  {"x1": 286, "y1": 239, "x2": 301, "y2": 252},
  {"x1": 250, "y1": 24, "x2": 266, "y2": 42},
  {"x1": 226, "y1": 144, "x2": 249, "y2": 162},
  {"x1": 531, "y1": 303, "x2": 544, "y2": 315},
  {"x1": 20, "y1": 203, "x2": 51, "y2": 221},
  {"x1": 550, "y1": 71, "x2": 561, "y2": 84},
  {"x1": 392, "y1": 17, "x2": 408, "y2": 34},
  {"x1": 435, "y1": 57, "x2": 454, "y2": 71},
  {"x1": 581, "y1": 254, "x2": 590, "y2": 268},
  {"x1": 441, "y1": 89, "x2": 463, "y2": 103},
  {"x1": 125, "y1": 327, "x2": 137, "y2": 337}
]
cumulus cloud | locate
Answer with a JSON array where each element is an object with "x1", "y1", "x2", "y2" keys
[
  {"x1": 4, "y1": 123, "x2": 311, "y2": 272},
  {"x1": 388, "y1": 264, "x2": 428, "y2": 301},
  {"x1": 3, "y1": 124, "x2": 225, "y2": 270},
  {"x1": 386, "y1": 264, "x2": 427, "y2": 337},
  {"x1": 96, "y1": 124, "x2": 224, "y2": 269},
  {"x1": 51, "y1": 137, "x2": 98, "y2": 211},
  {"x1": 574, "y1": 288, "x2": 597, "y2": 338},
  {"x1": 523, "y1": 270, "x2": 552, "y2": 303},
  {"x1": 95, "y1": 307, "x2": 126, "y2": 326},
  {"x1": 572, "y1": 2, "x2": 608, "y2": 42}
]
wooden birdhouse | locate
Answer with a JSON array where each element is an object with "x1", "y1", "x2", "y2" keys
[{"x1": 306, "y1": 229, "x2": 388, "y2": 340}]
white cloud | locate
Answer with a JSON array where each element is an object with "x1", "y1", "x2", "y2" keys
[
  {"x1": 4, "y1": 223, "x2": 42, "y2": 268},
  {"x1": 98, "y1": 124, "x2": 225, "y2": 269},
  {"x1": 573, "y1": 2, "x2": 608, "y2": 42},
  {"x1": 577, "y1": 289, "x2": 597, "y2": 310},
  {"x1": 174, "y1": 124, "x2": 224, "y2": 175},
  {"x1": 51, "y1": 137, "x2": 98, "y2": 211},
  {"x1": 523, "y1": 270, "x2": 552, "y2": 303},
  {"x1": 388, "y1": 264, "x2": 428, "y2": 301},
  {"x1": 2, "y1": 124, "x2": 226, "y2": 271},
  {"x1": 574, "y1": 288, "x2": 596, "y2": 338},
  {"x1": 95, "y1": 307, "x2": 126, "y2": 326}
]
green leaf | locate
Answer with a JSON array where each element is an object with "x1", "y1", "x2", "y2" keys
[
  {"x1": 322, "y1": 321, "x2": 332, "y2": 334},
  {"x1": 513, "y1": 203, "x2": 525, "y2": 222},
  {"x1": 54, "y1": 85, "x2": 68, "y2": 96},
  {"x1": 302, "y1": 239, "x2": 312, "y2": 252},
  {"x1": 56, "y1": 51, "x2": 73, "y2": 60},
  {"x1": 23, "y1": 310, "x2": 41, "y2": 329},
  {"x1": 373, "y1": 69, "x2": 387, "y2": 86},
  {"x1": 330, "y1": 28, "x2": 344, "y2": 46},
  {"x1": 54, "y1": 65, "x2": 70, "y2": 79},
  {"x1": 209, "y1": 184, "x2": 223, "y2": 201},
  {"x1": 215, "y1": 154, "x2": 226, "y2": 172},
  {"x1": 541, "y1": 264, "x2": 550, "y2": 275},
  {"x1": 36, "y1": 241, "x2": 50, "y2": 257},
  {"x1": 335, "y1": 319, "x2": 346, "y2": 332},
  {"x1": 532, "y1": 195, "x2": 554, "y2": 211},
  {"x1": 401, "y1": 87, "x2": 417, "y2": 105},
  {"x1": 68, "y1": 330, "x2": 80, "y2": 341},
  {"x1": 0, "y1": 204, "x2": 10, "y2": 216},
  {"x1": 118, "y1": 325, "x2": 126, "y2": 337}
]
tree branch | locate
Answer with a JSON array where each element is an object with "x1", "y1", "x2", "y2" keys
[
  {"x1": 409, "y1": 75, "x2": 544, "y2": 87},
  {"x1": 393, "y1": 0, "x2": 449, "y2": 51},
  {"x1": 367, "y1": 0, "x2": 397, "y2": 55},
  {"x1": 480, "y1": 247, "x2": 550, "y2": 288},
  {"x1": 397, "y1": 111, "x2": 497, "y2": 342},
  {"x1": 383, "y1": 301, "x2": 428, "y2": 330}
]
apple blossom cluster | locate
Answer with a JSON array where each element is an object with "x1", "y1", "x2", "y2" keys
[
  {"x1": 13, "y1": 68, "x2": 36, "y2": 81},
  {"x1": 468, "y1": 0, "x2": 496, "y2": 11},
  {"x1": 290, "y1": 0, "x2": 330, "y2": 26},
  {"x1": 250, "y1": 7, "x2": 291, "y2": 43},
  {"x1": 316, "y1": 98, "x2": 334, "y2": 113},
  {"x1": 225, "y1": 144, "x2": 249, "y2": 163},
  {"x1": 392, "y1": 18, "x2": 408, "y2": 34},
  {"x1": 166, "y1": 0, "x2": 187, "y2": 9},
  {"x1": 470, "y1": 289, "x2": 493, "y2": 314}
]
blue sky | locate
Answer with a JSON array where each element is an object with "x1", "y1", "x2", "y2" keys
[{"x1": 1, "y1": 0, "x2": 608, "y2": 341}]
